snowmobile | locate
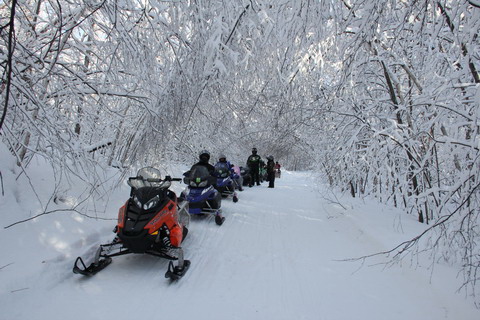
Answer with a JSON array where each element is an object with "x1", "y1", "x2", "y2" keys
[
  {"x1": 240, "y1": 166, "x2": 251, "y2": 187},
  {"x1": 214, "y1": 162, "x2": 239, "y2": 202},
  {"x1": 275, "y1": 168, "x2": 281, "y2": 178},
  {"x1": 259, "y1": 161, "x2": 267, "y2": 182},
  {"x1": 181, "y1": 165, "x2": 225, "y2": 225},
  {"x1": 231, "y1": 165, "x2": 244, "y2": 191},
  {"x1": 73, "y1": 167, "x2": 191, "y2": 280}
]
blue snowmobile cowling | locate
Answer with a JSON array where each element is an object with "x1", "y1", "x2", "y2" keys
[
  {"x1": 186, "y1": 185, "x2": 219, "y2": 214},
  {"x1": 214, "y1": 163, "x2": 239, "y2": 203},
  {"x1": 182, "y1": 165, "x2": 225, "y2": 225}
]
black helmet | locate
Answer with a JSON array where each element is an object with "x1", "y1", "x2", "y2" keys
[
  {"x1": 199, "y1": 149, "x2": 210, "y2": 162},
  {"x1": 252, "y1": 147, "x2": 257, "y2": 154},
  {"x1": 267, "y1": 155, "x2": 274, "y2": 161}
]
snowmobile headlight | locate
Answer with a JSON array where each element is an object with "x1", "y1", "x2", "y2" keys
[
  {"x1": 190, "y1": 178, "x2": 207, "y2": 187},
  {"x1": 133, "y1": 195, "x2": 142, "y2": 208},
  {"x1": 143, "y1": 195, "x2": 160, "y2": 210}
]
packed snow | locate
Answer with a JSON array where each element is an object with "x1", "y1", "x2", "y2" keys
[{"x1": 0, "y1": 153, "x2": 479, "y2": 320}]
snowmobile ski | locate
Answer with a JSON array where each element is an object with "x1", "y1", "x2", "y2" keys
[
  {"x1": 215, "y1": 214, "x2": 225, "y2": 225},
  {"x1": 165, "y1": 260, "x2": 191, "y2": 280},
  {"x1": 73, "y1": 256, "x2": 112, "y2": 276}
]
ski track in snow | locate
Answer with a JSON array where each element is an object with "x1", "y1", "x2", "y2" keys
[{"x1": 1, "y1": 171, "x2": 479, "y2": 320}]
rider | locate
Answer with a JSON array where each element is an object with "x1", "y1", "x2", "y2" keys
[
  {"x1": 216, "y1": 154, "x2": 233, "y2": 171},
  {"x1": 193, "y1": 149, "x2": 216, "y2": 174},
  {"x1": 247, "y1": 147, "x2": 262, "y2": 187},
  {"x1": 274, "y1": 161, "x2": 281, "y2": 177},
  {"x1": 215, "y1": 154, "x2": 233, "y2": 176},
  {"x1": 274, "y1": 161, "x2": 281, "y2": 171},
  {"x1": 266, "y1": 155, "x2": 275, "y2": 188},
  {"x1": 231, "y1": 163, "x2": 244, "y2": 191},
  {"x1": 182, "y1": 149, "x2": 217, "y2": 189},
  {"x1": 181, "y1": 150, "x2": 223, "y2": 222},
  {"x1": 216, "y1": 154, "x2": 243, "y2": 191}
]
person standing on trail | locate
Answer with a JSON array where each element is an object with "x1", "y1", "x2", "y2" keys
[
  {"x1": 274, "y1": 161, "x2": 281, "y2": 178},
  {"x1": 266, "y1": 155, "x2": 275, "y2": 188},
  {"x1": 247, "y1": 147, "x2": 262, "y2": 187}
]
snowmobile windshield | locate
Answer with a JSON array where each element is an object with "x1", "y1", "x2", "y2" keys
[
  {"x1": 189, "y1": 165, "x2": 210, "y2": 179},
  {"x1": 127, "y1": 167, "x2": 171, "y2": 190},
  {"x1": 137, "y1": 167, "x2": 161, "y2": 179},
  {"x1": 187, "y1": 165, "x2": 215, "y2": 187},
  {"x1": 214, "y1": 163, "x2": 230, "y2": 178}
]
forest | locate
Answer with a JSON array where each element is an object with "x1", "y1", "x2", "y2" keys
[{"x1": 1, "y1": 0, "x2": 479, "y2": 297}]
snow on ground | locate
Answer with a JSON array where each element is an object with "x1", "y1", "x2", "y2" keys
[{"x1": 1, "y1": 154, "x2": 479, "y2": 320}]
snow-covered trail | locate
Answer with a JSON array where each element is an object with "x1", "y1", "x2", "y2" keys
[{"x1": 1, "y1": 171, "x2": 479, "y2": 320}]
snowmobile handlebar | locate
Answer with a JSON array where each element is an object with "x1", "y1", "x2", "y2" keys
[
  {"x1": 128, "y1": 176, "x2": 182, "y2": 182},
  {"x1": 164, "y1": 176, "x2": 182, "y2": 182}
]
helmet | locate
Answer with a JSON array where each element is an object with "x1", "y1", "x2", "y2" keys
[
  {"x1": 218, "y1": 153, "x2": 226, "y2": 161},
  {"x1": 199, "y1": 149, "x2": 210, "y2": 162},
  {"x1": 252, "y1": 147, "x2": 257, "y2": 154},
  {"x1": 199, "y1": 149, "x2": 210, "y2": 157},
  {"x1": 267, "y1": 155, "x2": 274, "y2": 161}
]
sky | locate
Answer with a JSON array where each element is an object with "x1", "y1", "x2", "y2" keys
[{"x1": 0, "y1": 145, "x2": 479, "y2": 320}]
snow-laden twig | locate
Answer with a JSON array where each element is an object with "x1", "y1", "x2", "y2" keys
[
  {"x1": 0, "y1": 262, "x2": 14, "y2": 270},
  {"x1": 0, "y1": 170, "x2": 4, "y2": 196},
  {"x1": 0, "y1": 0, "x2": 17, "y2": 132}
]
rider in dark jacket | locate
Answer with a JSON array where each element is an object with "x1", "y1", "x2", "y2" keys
[
  {"x1": 183, "y1": 150, "x2": 217, "y2": 187},
  {"x1": 266, "y1": 155, "x2": 275, "y2": 188},
  {"x1": 193, "y1": 150, "x2": 215, "y2": 174},
  {"x1": 247, "y1": 148, "x2": 262, "y2": 187}
]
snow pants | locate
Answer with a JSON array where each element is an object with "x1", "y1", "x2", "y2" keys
[
  {"x1": 249, "y1": 166, "x2": 260, "y2": 186},
  {"x1": 267, "y1": 172, "x2": 275, "y2": 188}
]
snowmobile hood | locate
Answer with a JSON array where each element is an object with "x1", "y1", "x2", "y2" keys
[{"x1": 132, "y1": 187, "x2": 168, "y2": 211}]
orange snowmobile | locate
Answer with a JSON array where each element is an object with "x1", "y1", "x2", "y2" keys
[{"x1": 73, "y1": 167, "x2": 191, "y2": 280}]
